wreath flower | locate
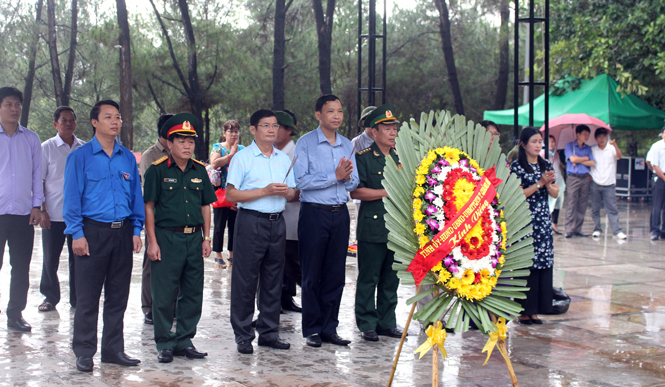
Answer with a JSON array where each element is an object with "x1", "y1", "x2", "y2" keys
[{"x1": 411, "y1": 147, "x2": 507, "y2": 302}]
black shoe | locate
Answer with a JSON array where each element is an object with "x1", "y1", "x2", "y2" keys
[
  {"x1": 306, "y1": 334, "x2": 322, "y2": 347},
  {"x1": 281, "y1": 299, "x2": 302, "y2": 313},
  {"x1": 376, "y1": 328, "x2": 404, "y2": 338},
  {"x1": 76, "y1": 356, "x2": 93, "y2": 372},
  {"x1": 531, "y1": 318, "x2": 543, "y2": 325},
  {"x1": 7, "y1": 317, "x2": 31, "y2": 332},
  {"x1": 251, "y1": 318, "x2": 258, "y2": 328},
  {"x1": 158, "y1": 349, "x2": 173, "y2": 363},
  {"x1": 652, "y1": 232, "x2": 661, "y2": 240},
  {"x1": 321, "y1": 333, "x2": 351, "y2": 346},
  {"x1": 173, "y1": 346, "x2": 207, "y2": 358},
  {"x1": 565, "y1": 232, "x2": 573, "y2": 238},
  {"x1": 144, "y1": 312, "x2": 153, "y2": 325},
  {"x1": 101, "y1": 352, "x2": 141, "y2": 366},
  {"x1": 361, "y1": 330, "x2": 379, "y2": 341},
  {"x1": 518, "y1": 317, "x2": 532, "y2": 325},
  {"x1": 573, "y1": 232, "x2": 589, "y2": 237},
  {"x1": 258, "y1": 337, "x2": 290, "y2": 350},
  {"x1": 553, "y1": 230, "x2": 562, "y2": 235},
  {"x1": 237, "y1": 340, "x2": 253, "y2": 354}
]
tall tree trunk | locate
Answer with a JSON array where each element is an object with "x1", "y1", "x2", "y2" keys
[
  {"x1": 272, "y1": 0, "x2": 288, "y2": 110},
  {"x1": 204, "y1": 108, "x2": 210, "y2": 159},
  {"x1": 492, "y1": 0, "x2": 510, "y2": 110},
  {"x1": 47, "y1": 0, "x2": 64, "y2": 106},
  {"x1": 21, "y1": 0, "x2": 44, "y2": 127},
  {"x1": 433, "y1": 0, "x2": 464, "y2": 116},
  {"x1": 116, "y1": 0, "x2": 133, "y2": 149},
  {"x1": 178, "y1": 0, "x2": 205, "y2": 160},
  {"x1": 63, "y1": 0, "x2": 77, "y2": 105},
  {"x1": 312, "y1": 0, "x2": 336, "y2": 95}
]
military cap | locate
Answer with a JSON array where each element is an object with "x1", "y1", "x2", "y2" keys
[
  {"x1": 358, "y1": 106, "x2": 377, "y2": 129},
  {"x1": 365, "y1": 103, "x2": 399, "y2": 128},
  {"x1": 161, "y1": 113, "x2": 198, "y2": 139},
  {"x1": 275, "y1": 111, "x2": 298, "y2": 135}
]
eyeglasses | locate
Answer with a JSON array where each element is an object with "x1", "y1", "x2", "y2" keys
[{"x1": 257, "y1": 124, "x2": 280, "y2": 129}]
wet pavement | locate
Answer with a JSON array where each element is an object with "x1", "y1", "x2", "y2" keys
[{"x1": 1, "y1": 201, "x2": 665, "y2": 386}]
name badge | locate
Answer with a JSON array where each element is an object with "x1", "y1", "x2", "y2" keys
[
  {"x1": 164, "y1": 178, "x2": 177, "y2": 183},
  {"x1": 191, "y1": 178, "x2": 202, "y2": 183}
]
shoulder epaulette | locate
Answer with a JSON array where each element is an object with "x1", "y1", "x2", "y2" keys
[
  {"x1": 152, "y1": 156, "x2": 168, "y2": 165},
  {"x1": 192, "y1": 158, "x2": 207, "y2": 167},
  {"x1": 357, "y1": 147, "x2": 372, "y2": 156}
]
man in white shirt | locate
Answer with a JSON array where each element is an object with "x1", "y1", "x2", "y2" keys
[
  {"x1": 646, "y1": 128, "x2": 665, "y2": 240},
  {"x1": 589, "y1": 128, "x2": 626, "y2": 239},
  {"x1": 39, "y1": 106, "x2": 85, "y2": 312}
]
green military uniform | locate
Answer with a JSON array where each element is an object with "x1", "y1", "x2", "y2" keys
[
  {"x1": 143, "y1": 114, "x2": 217, "y2": 353},
  {"x1": 355, "y1": 141, "x2": 401, "y2": 333}
]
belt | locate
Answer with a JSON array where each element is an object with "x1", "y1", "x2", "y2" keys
[
  {"x1": 568, "y1": 173, "x2": 589, "y2": 177},
  {"x1": 303, "y1": 202, "x2": 347, "y2": 212},
  {"x1": 161, "y1": 225, "x2": 203, "y2": 234},
  {"x1": 83, "y1": 218, "x2": 126, "y2": 229},
  {"x1": 240, "y1": 208, "x2": 283, "y2": 221}
]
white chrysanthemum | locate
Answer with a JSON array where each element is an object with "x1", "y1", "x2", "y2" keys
[
  {"x1": 433, "y1": 185, "x2": 444, "y2": 196},
  {"x1": 433, "y1": 197, "x2": 444, "y2": 208}
]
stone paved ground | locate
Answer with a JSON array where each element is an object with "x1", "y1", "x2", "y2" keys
[{"x1": 1, "y1": 201, "x2": 665, "y2": 386}]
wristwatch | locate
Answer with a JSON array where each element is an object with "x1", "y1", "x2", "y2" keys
[{"x1": 203, "y1": 236, "x2": 212, "y2": 242}]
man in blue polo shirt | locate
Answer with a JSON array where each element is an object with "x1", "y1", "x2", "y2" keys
[
  {"x1": 226, "y1": 109, "x2": 296, "y2": 355},
  {"x1": 564, "y1": 124, "x2": 595, "y2": 238},
  {"x1": 63, "y1": 100, "x2": 145, "y2": 372},
  {"x1": 294, "y1": 94, "x2": 359, "y2": 348}
]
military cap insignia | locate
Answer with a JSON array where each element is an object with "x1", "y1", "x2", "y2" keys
[
  {"x1": 183, "y1": 121, "x2": 191, "y2": 130},
  {"x1": 386, "y1": 110, "x2": 393, "y2": 118},
  {"x1": 152, "y1": 156, "x2": 168, "y2": 165}
]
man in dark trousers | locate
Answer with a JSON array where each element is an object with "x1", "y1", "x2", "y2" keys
[
  {"x1": 63, "y1": 100, "x2": 144, "y2": 372},
  {"x1": 564, "y1": 125, "x2": 595, "y2": 238},
  {"x1": 143, "y1": 113, "x2": 216, "y2": 363},
  {"x1": 351, "y1": 104, "x2": 403, "y2": 342},
  {"x1": 138, "y1": 113, "x2": 173, "y2": 325},
  {"x1": 274, "y1": 110, "x2": 302, "y2": 312},
  {"x1": 0, "y1": 86, "x2": 43, "y2": 332},
  {"x1": 227, "y1": 109, "x2": 296, "y2": 354},
  {"x1": 294, "y1": 95, "x2": 359, "y2": 347},
  {"x1": 39, "y1": 106, "x2": 85, "y2": 312}
]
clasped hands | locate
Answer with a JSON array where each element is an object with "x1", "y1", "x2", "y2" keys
[{"x1": 335, "y1": 157, "x2": 354, "y2": 181}]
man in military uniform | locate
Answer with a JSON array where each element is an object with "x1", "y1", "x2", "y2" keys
[
  {"x1": 350, "y1": 103, "x2": 404, "y2": 342},
  {"x1": 143, "y1": 113, "x2": 217, "y2": 363}
]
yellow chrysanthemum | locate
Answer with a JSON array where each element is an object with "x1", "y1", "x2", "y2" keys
[
  {"x1": 431, "y1": 262, "x2": 443, "y2": 272},
  {"x1": 453, "y1": 178, "x2": 476, "y2": 210},
  {"x1": 438, "y1": 269, "x2": 452, "y2": 283},
  {"x1": 415, "y1": 175, "x2": 426, "y2": 185},
  {"x1": 418, "y1": 234, "x2": 430, "y2": 248},
  {"x1": 414, "y1": 223, "x2": 426, "y2": 235},
  {"x1": 469, "y1": 159, "x2": 480, "y2": 170},
  {"x1": 498, "y1": 254, "x2": 505, "y2": 265},
  {"x1": 477, "y1": 168, "x2": 485, "y2": 175},
  {"x1": 414, "y1": 186, "x2": 425, "y2": 197},
  {"x1": 458, "y1": 283, "x2": 471, "y2": 297},
  {"x1": 461, "y1": 269, "x2": 474, "y2": 285},
  {"x1": 414, "y1": 209, "x2": 424, "y2": 222},
  {"x1": 416, "y1": 164, "x2": 429, "y2": 176},
  {"x1": 444, "y1": 148, "x2": 460, "y2": 163},
  {"x1": 435, "y1": 148, "x2": 445, "y2": 156},
  {"x1": 413, "y1": 198, "x2": 423, "y2": 210},
  {"x1": 489, "y1": 276, "x2": 498, "y2": 287},
  {"x1": 480, "y1": 269, "x2": 491, "y2": 280},
  {"x1": 447, "y1": 277, "x2": 460, "y2": 289}
]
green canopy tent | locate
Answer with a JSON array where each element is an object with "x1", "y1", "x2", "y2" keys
[{"x1": 483, "y1": 74, "x2": 665, "y2": 130}]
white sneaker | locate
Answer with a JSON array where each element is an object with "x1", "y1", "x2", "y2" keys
[
  {"x1": 592, "y1": 230, "x2": 601, "y2": 237},
  {"x1": 616, "y1": 232, "x2": 627, "y2": 240}
]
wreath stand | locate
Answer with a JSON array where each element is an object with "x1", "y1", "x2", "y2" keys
[{"x1": 386, "y1": 285, "x2": 519, "y2": 387}]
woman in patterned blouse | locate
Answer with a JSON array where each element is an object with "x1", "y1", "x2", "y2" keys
[{"x1": 510, "y1": 127, "x2": 560, "y2": 324}]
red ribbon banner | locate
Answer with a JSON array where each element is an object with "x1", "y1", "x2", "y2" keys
[{"x1": 407, "y1": 166, "x2": 503, "y2": 286}]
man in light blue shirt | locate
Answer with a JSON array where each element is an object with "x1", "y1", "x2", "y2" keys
[
  {"x1": 564, "y1": 125, "x2": 595, "y2": 238},
  {"x1": 226, "y1": 109, "x2": 296, "y2": 355},
  {"x1": 294, "y1": 94, "x2": 359, "y2": 347}
]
